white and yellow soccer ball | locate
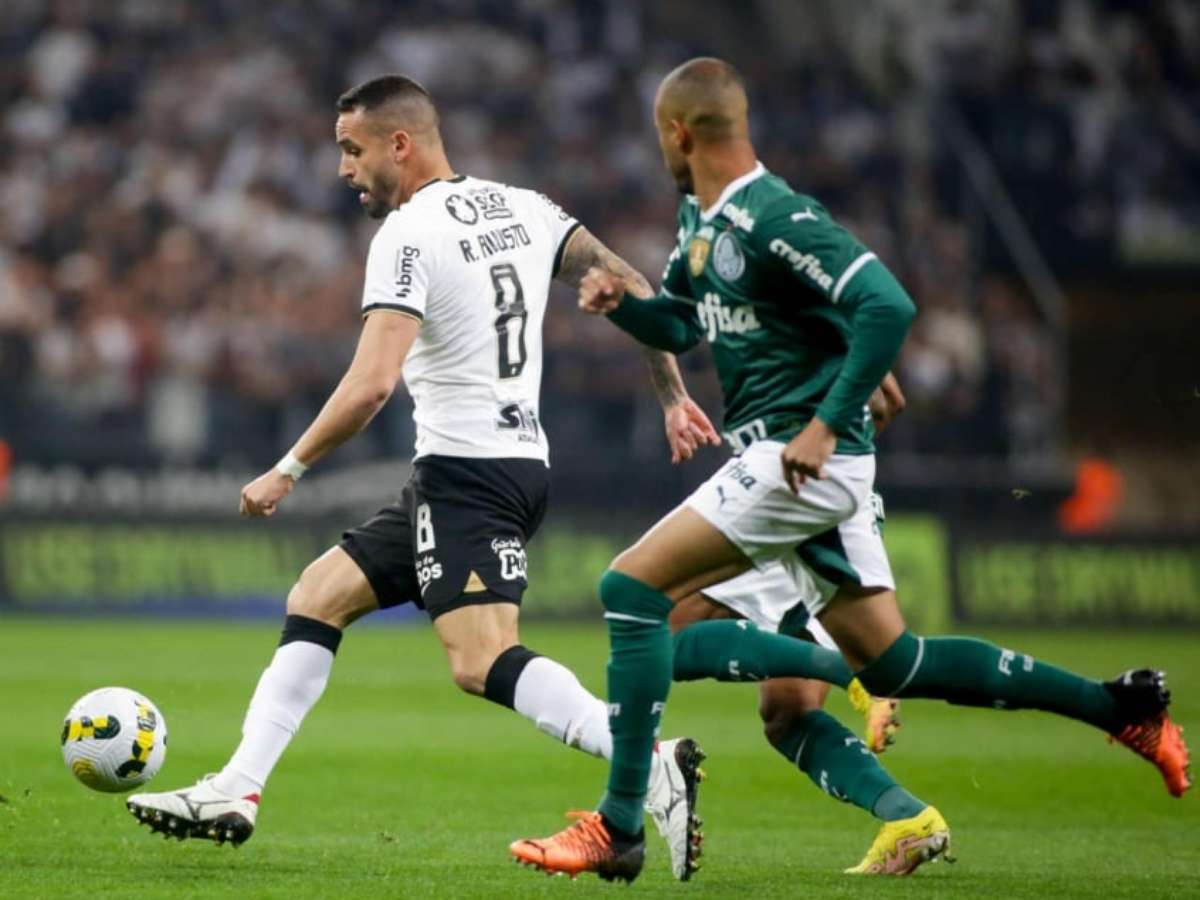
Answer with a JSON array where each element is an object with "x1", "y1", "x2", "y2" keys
[{"x1": 60, "y1": 687, "x2": 167, "y2": 793}]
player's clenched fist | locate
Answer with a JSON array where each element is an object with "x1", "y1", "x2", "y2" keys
[
  {"x1": 578, "y1": 267, "x2": 625, "y2": 314},
  {"x1": 240, "y1": 469, "x2": 295, "y2": 517},
  {"x1": 780, "y1": 418, "x2": 837, "y2": 493}
]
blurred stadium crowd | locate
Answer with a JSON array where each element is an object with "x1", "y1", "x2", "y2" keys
[{"x1": 0, "y1": 0, "x2": 1196, "y2": 478}]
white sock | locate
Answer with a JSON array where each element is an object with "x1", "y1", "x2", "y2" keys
[
  {"x1": 212, "y1": 641, "x2": 335, "y2": 797},
  {"x1": 513, "y1": 656, "x2": 613, "y2": 760}
]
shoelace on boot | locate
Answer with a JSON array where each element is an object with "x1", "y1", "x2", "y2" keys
[
  {"x1": 548, "y1": 811, "x2": 611, "y2": 863},
  {"x1": 1112, "y1": 715, "x2": 1165, "y2": 759}
]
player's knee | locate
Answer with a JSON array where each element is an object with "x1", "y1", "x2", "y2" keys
[
  {"x1": 286, "y1": 561, "x2": 350, "y2": 629},
  {"x1": 598, "y1": 568, "x2": 671, "y2": 621},
  {"x1": 758, "y1": 683, "x2": 824, "y2": 747},
  {"x1": 854, "y1": 630, "x2": 922, "y2": 698},
  {"x1": 606, "y1": 546, "x2": 665, "y2": 589},
  {"x1": 759, "y1": 703, "x2": 808, "y2": 749},
  {"x1": 597, "y1": 567, "x2": 625, "y2": 611},
  {"x1": 668, "y1": 593, "x2": 730, "y2": 634},
  {"x1": 607, "y1": 546, "x2": 638, "y2": 577},
  {"x1": 285, "y1": 569, "x2": 321, "y2": 618}
]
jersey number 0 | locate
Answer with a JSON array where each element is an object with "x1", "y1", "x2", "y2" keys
[{"x1": 490, "y1": 263, "x2": 528, "y2": 379}]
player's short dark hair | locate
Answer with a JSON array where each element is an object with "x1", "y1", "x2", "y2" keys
[
  {"x1": 336, "y1": 75, "x2": 441, "y2": 140},
  {"x1": 673, "y1": 57, "x2": 745, "y2": 93},
  {"x1": 660, "y1": 57, "x2": 749, "y2": 142},
  {"x1": 336, "y1": 74, "x2": 434, "y2": 115}
]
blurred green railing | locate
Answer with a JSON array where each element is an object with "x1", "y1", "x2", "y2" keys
[{"x1": 0, "y1": 513, "x2": 1195, "y2": 626}]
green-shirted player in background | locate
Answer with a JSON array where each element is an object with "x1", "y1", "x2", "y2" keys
[{"x1": 510, "y1": 57, "x2": 1191, "y2": 883}]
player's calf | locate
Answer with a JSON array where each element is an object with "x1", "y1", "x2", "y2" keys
[
  {"x1": 854, "y1": 629, "x2": 1192, "y2": 796},
  {"x1": 433, "y1": 600, "x2": 523, "y2": 696},
  {"x1": 596, "y1": 569, "x2": 675, "y2": 837},
  {"x1": 673, "y1": 619, "x2": 853, "y2": 685}
]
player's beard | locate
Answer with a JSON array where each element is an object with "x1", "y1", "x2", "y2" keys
[
  {"x1": 671, "y1": 160, "x2": 694, "y2": 195},
  {"x1": 362, "y1": 173, "x2": 398, "y2": 219}
]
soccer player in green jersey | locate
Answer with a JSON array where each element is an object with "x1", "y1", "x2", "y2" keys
[
  {"x1": 510, "y1": 57, "x2": 1191, "y2": 883},
  {"x1": 662, "y1": 376, "x2": 910, "y2": 879}
]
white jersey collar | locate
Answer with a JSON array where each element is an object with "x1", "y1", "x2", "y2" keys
[
  {"x1": 699, "y1": 161, "x2": 766, "y2": 222},
  {"x1": 411, "y1": 174, "x2": 469, "y2": 198}
]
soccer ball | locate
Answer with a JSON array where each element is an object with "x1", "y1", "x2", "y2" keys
[{"x1": 61, "y1": 687, "x2": 167, "y2": 793}]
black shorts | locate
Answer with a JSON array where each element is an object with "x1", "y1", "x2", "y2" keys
[{"x1": 340, "y1": 455, "x2": 548, "y2": 620}]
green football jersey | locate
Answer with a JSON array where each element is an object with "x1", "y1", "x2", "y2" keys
[{"x1": 661, "y1": 163, "x2": 894, "y2": 455}]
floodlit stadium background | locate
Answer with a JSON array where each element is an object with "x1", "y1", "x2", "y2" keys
[{"x1": 0, "y1": 0, "x2": 1197, "y2": 626}]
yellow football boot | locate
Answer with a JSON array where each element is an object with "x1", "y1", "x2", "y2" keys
[
  {"x1": 845, "y1": 805, "x2": 952, "y2": 875},
  {"x1": 847, "y1": 677, "x2": 900, "y2": 753}
]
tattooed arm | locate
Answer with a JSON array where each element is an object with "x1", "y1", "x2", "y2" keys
[
  {"x1": 556, "y1": 225, "x2": 655, "y2": 299},
  {"x1": 556, "y1": 226, "x2": 721, "y2": 461},
  {"x1": 556, "y1": 225, "x2": 681, "y2": 406}
]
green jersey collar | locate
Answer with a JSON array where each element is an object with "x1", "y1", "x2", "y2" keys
[{"x1": 699, "y1": 161, "x2": 767, "y2": 223}]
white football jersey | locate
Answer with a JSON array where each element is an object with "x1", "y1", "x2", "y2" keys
[{"x1": 360, "y1": 175, "x2": 579, "y2": 463}]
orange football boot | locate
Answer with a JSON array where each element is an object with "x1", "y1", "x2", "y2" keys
[
  {"x1": 510, "y1": 811, "x2": 644, "y2": 883},
  {"x1": 1103, "y1": 669, "x2": 1191, "y2": 797},
  {"x1": 1111, "y1": 712, "x2": 1192, "y2": 797}
]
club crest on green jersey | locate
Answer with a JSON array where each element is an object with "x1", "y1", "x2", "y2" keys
[
  {"x1": 713, "y1": 231, "x2": 745, "y2": 281},
  {"x1": 688, "y1": 225, "x2": 716, "y2": 276}
]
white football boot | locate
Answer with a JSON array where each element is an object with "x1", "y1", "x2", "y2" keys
[
  {"x1": 127, "y1": 774, "x2": 258, "y2": 845},
  {"x1": 643, "y1": 737, "x2": 706, "y2": 880}
]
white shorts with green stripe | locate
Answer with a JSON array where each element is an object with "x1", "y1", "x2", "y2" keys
[
  {"x1": 700, "y1": 563, "x2": 837, "y2": 647},
  {"x1": 686, "y1": 440, "x2": 894, "y2": 619}
]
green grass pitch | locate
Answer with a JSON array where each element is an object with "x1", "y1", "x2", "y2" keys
[{"x1": 1, "y1": 618, "x2": 1196, "y2": 899}]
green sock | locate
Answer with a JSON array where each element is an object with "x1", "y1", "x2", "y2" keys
[
  {"x1": 871, "y1": 785, "x2": 928, "y2": 822},
  {"x1": 772, "y1": 710, "x2": 924, "y2": 820},
  {"x1": 857, "y1": 631, "x2": 1119, "y2": 732},
  {"x1": 596, "y1": 570, "x2": 674, "y2": 835},
  {"x1": 672, "y1": 620, "x2": 853, "y2": 688}
]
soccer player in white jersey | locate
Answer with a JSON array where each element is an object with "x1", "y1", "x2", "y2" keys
[{"x1": 125, "y1": 75, "x2": 719, "y2": 878}]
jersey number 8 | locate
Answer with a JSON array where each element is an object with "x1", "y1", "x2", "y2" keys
[{"x1": 490, "y1": 263, "x2": 528, "y2": 379}]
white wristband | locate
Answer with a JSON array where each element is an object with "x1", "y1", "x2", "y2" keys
[{"x1": 275, "y1": 451, "x2": 308, "y2": 481}]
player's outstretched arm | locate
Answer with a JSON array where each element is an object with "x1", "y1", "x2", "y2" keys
[
  {"x1": 554, "y1": 224, "x2": 655, "y2": 299},
  {"x1": 239, "y1": 311, "x2": 419, "y2": 517},
  {"x1": 556, "y1": 226, "x2": 719, "y2": 462},
  {"x1": 557, "y1": 226, "x2": 703, "y2": 355}
]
